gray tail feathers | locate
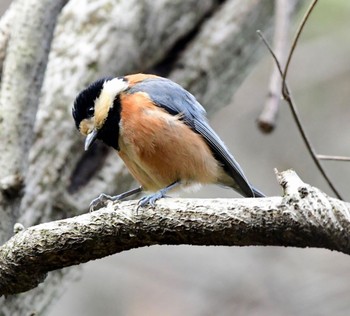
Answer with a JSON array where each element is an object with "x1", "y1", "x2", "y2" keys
[{"x1": 252, "y1": 187, "x2": 265, "y2": 197}]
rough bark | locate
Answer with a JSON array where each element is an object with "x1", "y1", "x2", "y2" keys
[
  {"x1": 1, "y1": 170, "x2": 349, "y2": 297},
  {"x1": 0, "y1": 0, "x2": 19, "y2": 75},
  {"x1": 170, "y1": 0, "x2": 274, "y2": 114},
  {"x1": 0, "y1": 0, "x2": 69, "y2": 244}
]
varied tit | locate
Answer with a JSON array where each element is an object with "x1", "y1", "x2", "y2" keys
[{"x1": 72, "y1": 73, "x2": 264, "y2": 210}]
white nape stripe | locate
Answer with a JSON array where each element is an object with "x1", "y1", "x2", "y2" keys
[
  {"x1": 93, "y1": 77, "x2": 129, "y2": 128},
  {"x1": 101, "y1": 77, "x2": 128, "y2": 102}
]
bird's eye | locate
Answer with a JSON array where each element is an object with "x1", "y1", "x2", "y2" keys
[{"x1": 87, "y1": 107, "x2": 94, "y2": 117}]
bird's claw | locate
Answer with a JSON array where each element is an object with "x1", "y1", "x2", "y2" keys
[
  {"x1": 89, "y1": 193, "x2": 120, "y2": 212},
  {"x1": 137, "y1": 191, "x2": 168, "y2": 211}
]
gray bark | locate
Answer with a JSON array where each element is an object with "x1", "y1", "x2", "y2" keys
[
  {"x1": 0, "y1": 0, "x2": 68, "y2": 243},
  {"x1": 1, "y1": 170, "x2": 349, "y2": 297}
]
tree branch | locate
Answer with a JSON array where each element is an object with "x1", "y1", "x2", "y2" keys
[
  {"x1": 257, "y1": 23, "x2": 343, "y2": 200},
  {"x1": 0, "y1": 0, "x2": 20, "y2": 77},
  {"x1": 257, "y1": 0, "x2": 296, "y2": 132},
  {"x1": 0, "y1": 0, "x2": 68, "y2": 245},
  {"x1": 170, "y1": 0, "x2": 276, "y2": 115},
  {"x1": 317, "y1": 155, "x2": 350, "y2": 162},
  {"x1": 282, "y1": 0, "x2": 318, "y2": 94},
  {"x1": 0, "y1": 0, "x2": 68, "y2": 191},
  {"x1": 1, "y1": 170, "x2": 349, "y2": 297}
]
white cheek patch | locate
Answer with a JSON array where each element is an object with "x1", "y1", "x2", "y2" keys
[{"x1": 94, "y1": 78, "x2": 129, "y2": 128}]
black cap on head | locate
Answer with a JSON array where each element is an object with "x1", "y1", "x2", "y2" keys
[{"x1": 72, "y1": 77, "x2": 113, "y2": 129}]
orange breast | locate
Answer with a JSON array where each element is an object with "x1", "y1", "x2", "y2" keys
[{"x1": 118, "y1": 92, "x2": 222, "y2": 191}]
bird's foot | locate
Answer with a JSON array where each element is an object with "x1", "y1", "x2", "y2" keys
[
  {"x1": 89, "y1": 193, "x2": 122, "y2": 212},
  {"x1": 136, "y1": 182, "x2": 180, "y2": 211},
  {"x1": 137, "y1": 190, "x2": 168, "y2": 210}
]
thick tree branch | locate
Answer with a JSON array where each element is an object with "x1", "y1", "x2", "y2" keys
[
  {"x1": 170, "y1": 0, "x2": 276, "y2": 115},
  {"x1": 0, "y1": 0, "x2": 68, "y2": 244},
  {"x1": 0, "y1": 0, "x2": 20, "y2": 76},
  {"x1": 0, "y1": 0, "x2": 68, "y2": 190},
  {"x1": 1, "y1": 170, "x2": 349, "y2": 297}
]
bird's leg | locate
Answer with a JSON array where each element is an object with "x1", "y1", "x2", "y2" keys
[
  {"x1": 89, "y1": 186, "x2": 143, "y2": 212},
  {"x1": 137, "y1": 181, "x2": 180, "y2": 209}
]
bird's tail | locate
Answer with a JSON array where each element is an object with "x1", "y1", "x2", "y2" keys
[{"x1": 251, "y1": 186, "x2": 265, "y2": 197}]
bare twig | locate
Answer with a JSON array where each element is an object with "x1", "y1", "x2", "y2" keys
[
  {"x1": 282, "y1": 0, "x2": 318, "y2": 95},
  {"x1": 257, "y1": 1, "x2": 343, "y2": 200},
  {"x1": 282, "y1": 96, "x2": 343, "y2": 200},
  {"x1": 317, "y1": 155, "x2": 350, "y2": 162},
  {"x1": 280, "y1": 0, "x2": 342, "y2": 199},
  {"x1": 258, "y1": 0, "x2": 295, "y2": 133}
]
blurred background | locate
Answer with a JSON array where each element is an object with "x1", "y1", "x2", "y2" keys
[{"x1": 2, "y1": 1, "x2": 350, "y2": 315}]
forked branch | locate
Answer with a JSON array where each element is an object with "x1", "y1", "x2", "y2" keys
[{"x1": 257, "y1": 0, "x2": 342, "y2": 200}]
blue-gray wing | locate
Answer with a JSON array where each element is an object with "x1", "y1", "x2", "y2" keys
[
  {"x1": 128, "y1": 77, "x2": 254, "y2": 197},
  {"x1": 128, "y1": 77, "x2": 206, "y2": 119}
]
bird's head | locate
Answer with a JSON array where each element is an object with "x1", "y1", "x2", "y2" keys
[{"x1": 72, "y1": 77, "x2": 129, "y2": 150}]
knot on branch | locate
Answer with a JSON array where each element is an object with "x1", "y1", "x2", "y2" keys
[
  {"x1": 13, "y1": 223, "x2": 25, "y2": 234},
  {"x1": 276, "y1": 169, "x2": 350, "y2": 251},
  {"x1": 276, "y1": 168, "x2": 311, "y2": 198}
]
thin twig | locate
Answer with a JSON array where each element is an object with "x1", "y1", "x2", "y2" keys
[
  {"x1": 257, "y1": 30, "x2": 343, "y2": 200},
  {"x1": 257, "y1": 31, "x2": 284, "y2": 81},
  {"x1": 283, "y1": 95, "x2": 342, "y2": 199},
  {"x1": 317, "y1": 155, "x2": 350, "y2": 162},
  {"x1": 282, "y1": 0, "x2": 318, "y2": 95}
]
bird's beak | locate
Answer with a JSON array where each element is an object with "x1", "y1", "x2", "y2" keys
[{"x1": 85, "y1": 129, "x2": 98, "y2": 151}]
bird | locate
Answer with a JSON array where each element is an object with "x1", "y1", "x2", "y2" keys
[{"x1": 72, "y1": 73, "x2": 264, "y2": 210}]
